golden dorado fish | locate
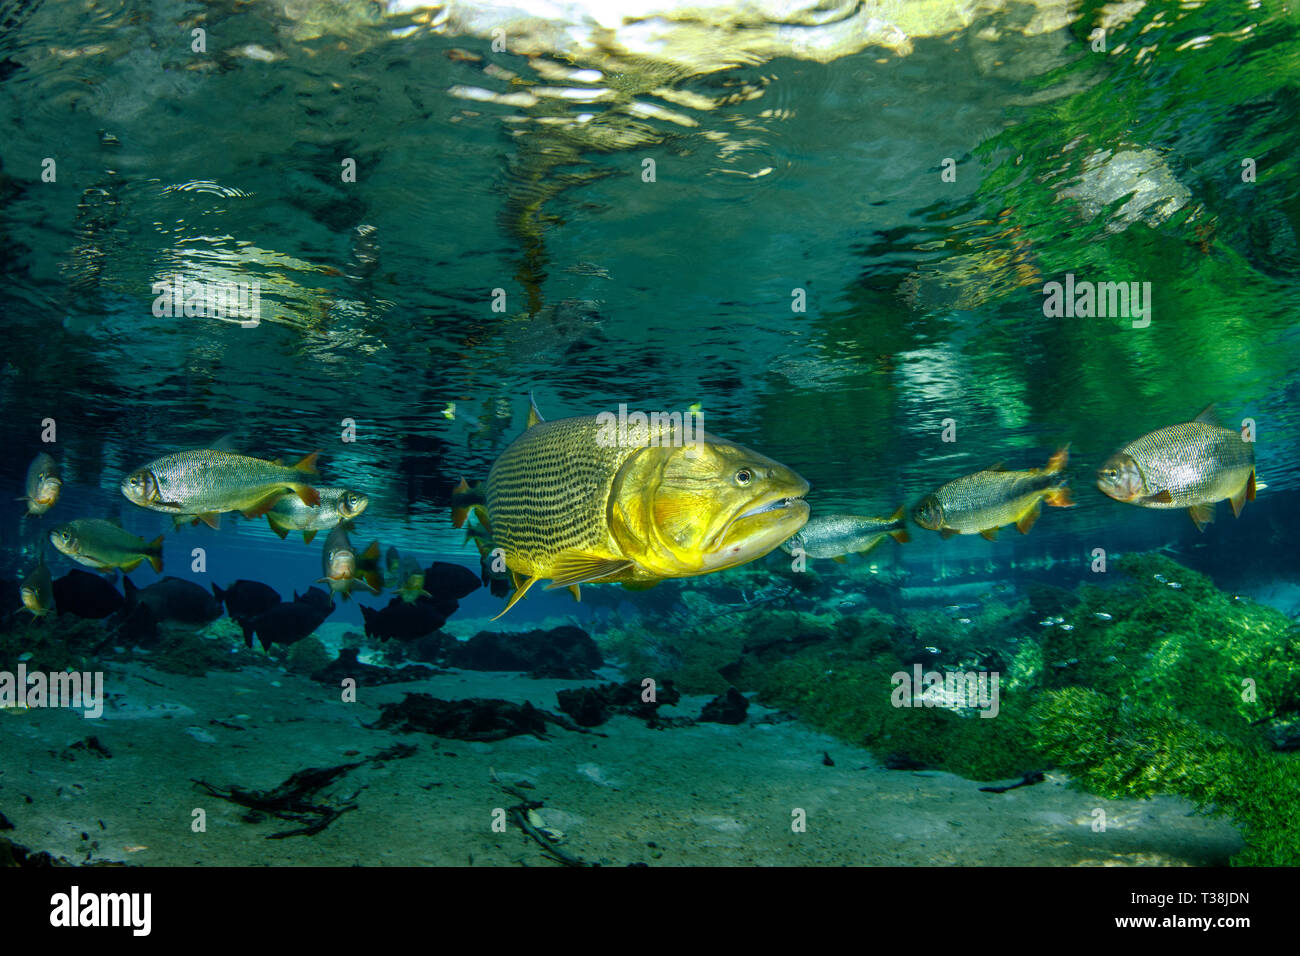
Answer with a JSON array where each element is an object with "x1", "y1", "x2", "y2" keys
[
  {"x1": 20, "y1": 551, "x2": 54, "y2": 617},
  {"x1": 453, "y1": 399, "x2": 809, "y2": 618},
  {"x1": 265, "y1": 487, "x2": 369, "y2": 543},
  {"x1": 318, "y1": 524, "x2": 383, "y2": 600},
  {"x1": 20, "y1": 452, "x2": 62, "y2": 517},
  {"x1": 781, "y1": 507, "x2": 909, "y2": 562},
  {"x1": 121, "y1": 449, "x2": 322, "y2": 529},
  {"x1": 913, "y1": 447, "x2": 1073, "y2": 540},
  {"x1": 49, "y1": 519, "x2": 164, "y2": 574},
  {"x1": 1096, "y1": 406, "x2": 1262, "y2": 531}
]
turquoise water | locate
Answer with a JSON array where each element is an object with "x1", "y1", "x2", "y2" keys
[{"x1": 1, "y1": 0, "x2": 1298, "y2": 867}]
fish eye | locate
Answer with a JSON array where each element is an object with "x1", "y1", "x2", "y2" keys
[{"x1": 734, "y1": 469, "x2": 752, "y2": 486}]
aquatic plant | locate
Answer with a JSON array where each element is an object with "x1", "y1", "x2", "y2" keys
[{"x1": 607, "y1": 552, "x2": 1300, "y2": 863}]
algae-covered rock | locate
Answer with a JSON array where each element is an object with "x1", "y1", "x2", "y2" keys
[
  {"x1": 608, "y1": 550, "x2": 1300, "y2": 863},
  {"x1": 285, "y1": 637, "x2": 332, "y2": 676},
  {"x1": 154, "y1": 627, "x2": 246, "y2": 676}
]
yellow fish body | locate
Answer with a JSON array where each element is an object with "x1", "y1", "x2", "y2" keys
[
  {"x1": 457, "y1": 404, "x2": 809, "y2": 617},
  {"x1": 913, "y1": 447, "x2": 1073, "y2": 540}
]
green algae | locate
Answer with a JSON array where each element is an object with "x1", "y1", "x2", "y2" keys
[{"x1": 596, "y1": 551, "x2": 1300, "y2": 864}]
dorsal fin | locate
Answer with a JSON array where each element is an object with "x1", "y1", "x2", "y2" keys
[
  {"x1": 527, "y1": 392, "x2": 545, "y2": 428},
  {"x1": 209, "y1": 432, "x2": 240, "y2": 453},
  {"x1": 986, "y1": 462, "x2": 1007, "y2": 472},
  {"x1": 1193, "y1": 404, "x2": 1219, "y2": 425}
]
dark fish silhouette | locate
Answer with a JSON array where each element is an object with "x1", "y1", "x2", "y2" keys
[
  {"x1": 212, "y1": 579, "x2": 281, "y2": 620},
  {"x1": 50, "y1": 570, "x2": 124, "y2": 619},
  {"x1": 424, "y1": 562, "x2": 482, "y2": 602},
  {"x1": 360, "y1": 596, "x2": 455, "y2": 642},
  {"x1": 292, "y1": 586, "x2": 334, "y2": 615},
  {"x1": 124, "y1": 576, "x2": 222, "y2": 625},
  {"x1": 242, "y1": 590, "x2": 334, "y2": 651}
]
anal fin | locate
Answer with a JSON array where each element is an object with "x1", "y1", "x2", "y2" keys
[
  {"x1": 1016, "y1": 501, "x2": 1042, "y2": 535},
  {"x1": 492, "y1": 575, "x2": 540, "y2": 621},
  {"x1": 1230, "y1": 478, "x2": 1249, "y2": 518},
  {"x1": 1188, "y1": 502, "x2": 1215, "y2": 532}
]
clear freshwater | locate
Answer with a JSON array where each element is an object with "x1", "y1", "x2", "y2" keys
[{"x1": 1, "y1": 0, "x2": 1298, "y2": 868}]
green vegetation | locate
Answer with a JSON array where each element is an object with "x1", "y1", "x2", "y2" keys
[{"x1": 595, "y1": 552, "x2": 1300, "y2": 864}]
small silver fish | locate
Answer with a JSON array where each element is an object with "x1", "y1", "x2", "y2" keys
[
  {"x1": 1167, "y1": 582, "x2": 1183, "y2": 590},
  {"x1": 1154, "y1": 574, "x2": 1167, "y2": 583},
  {"x1": 1094, "y1": 612, "x2": 1113, "y2": 621},
  {"x1": 1059, "y1": 624, "x2": 1074, "y2": 631}
]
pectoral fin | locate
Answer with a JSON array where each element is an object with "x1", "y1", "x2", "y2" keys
[
  {"x1": 1142, "y1": 490, "x2": 1174, "y2": 505},
  {"x1": 266, "y1": 516, "x2": 289, "y2": 540},
  {"x1": 545, "y1": 553, "x2": 634, "y2": 589},
  {"x1": 1188, "y1": 502, "x2": 1215, "y2": 531}
]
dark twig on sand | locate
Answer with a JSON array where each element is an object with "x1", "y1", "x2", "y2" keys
[{"x1": 501, "y1": 785, "x2": 591, "y2": 867}]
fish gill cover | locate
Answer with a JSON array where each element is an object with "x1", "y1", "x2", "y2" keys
[{"x1": 0, "y1": 0, "x2": 1297, "y2": 882}]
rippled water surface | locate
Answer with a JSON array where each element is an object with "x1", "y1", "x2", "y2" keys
[{"x1": 1, "y1": 0, "x2": 1297, "y2": 598}]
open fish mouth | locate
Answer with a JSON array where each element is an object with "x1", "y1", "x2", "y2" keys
[
  {"x1": 710, "y1": 491, "x2": 810, "y2": 553},
  {"x1": 735, "y1": 495, "x2": 805, "y2": 522}
]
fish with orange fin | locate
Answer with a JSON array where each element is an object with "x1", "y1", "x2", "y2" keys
[
  {"x1": 913, "y1": 447, "x2": 1074, "y2": 540},
  {"x1": 1096, "y1": 406, "x2": 1264, "y2": 531},
  {"x1": 121, "y1": 449, "x2": 322, "y2": 529},
  {"x1": 48, "y1": 519, "x2": 164, "y2": 575},
  {"x1": 317, "y1": 524, "x2": 383, "y2": 600}
]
